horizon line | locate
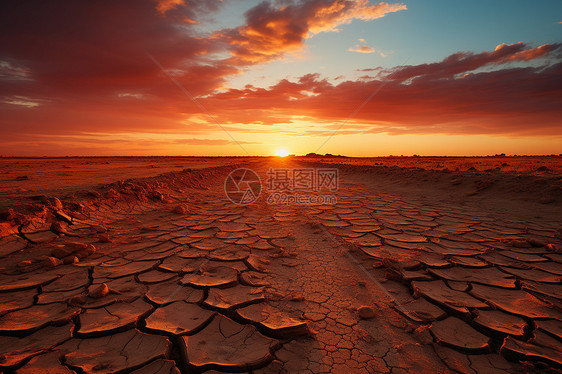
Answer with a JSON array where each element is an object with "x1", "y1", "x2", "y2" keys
[{"x1": 1, "y1": 154, "x2": 561, "y2": 159}]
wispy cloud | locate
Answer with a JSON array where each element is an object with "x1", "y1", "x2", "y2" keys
[
  {"x1": 348, "y1": 45, "x2": 375, "y2": 53},
  {"x1": 0, "y1": 60, "x2": 32, "y2": 81},
  {"x1": 2, "y1": 95, "x2": 44, "y2": 108},
  {"x1": 348, "y1": 38, "x2": 389, "y2": 56},
  {"x1": 117, "y1": 92, "x2": 146, "y2": 100}
]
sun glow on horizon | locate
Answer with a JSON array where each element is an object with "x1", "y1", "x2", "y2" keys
[{"x1": 276, "y1": 148, "x2": 290, "y2": 157}]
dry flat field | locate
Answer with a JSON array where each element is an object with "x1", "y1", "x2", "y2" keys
[
  {"x1": 0, "y1": 157, "x2": 254, "y2": 210},
  {"x1": 0, "y1": 156, "x2": 561, "y2": 373}
]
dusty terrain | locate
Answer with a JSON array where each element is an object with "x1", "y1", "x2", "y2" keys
[
  {"x1": 0, "y1": 157, "x2": 253, "y2": 210},
  {"x1": 0, "y1": 156, "x2": 561, "y2": 373},
  {"x1": 307, "y1": 155, "x2": 562, "y2": 174}
]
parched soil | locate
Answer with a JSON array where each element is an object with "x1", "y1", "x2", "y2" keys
[{"x1": 0, "y1": 157, "x2": 560, "y2": 373}]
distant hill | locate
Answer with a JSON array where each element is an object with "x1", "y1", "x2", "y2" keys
[{"x1": 302, "y1": 153, "x2": 349, "y2": 158}]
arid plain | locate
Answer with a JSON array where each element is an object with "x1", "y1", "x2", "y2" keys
[{"x1": 0, "y1": 156, "x2": 561, "y2": 373}]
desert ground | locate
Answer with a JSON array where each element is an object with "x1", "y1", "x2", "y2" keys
[{"x1": 0, "y1": 156, "x2": 561, "y2": 373}]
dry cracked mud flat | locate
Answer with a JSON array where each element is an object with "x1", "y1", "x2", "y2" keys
[{"x1": 0, "y1": 158, "x2": 561, "y2": 373}]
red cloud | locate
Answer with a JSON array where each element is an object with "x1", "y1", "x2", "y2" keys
[
  {"x1": 0, "y1": 0, "x2": 228, "y2": 97},
  {"x1": 0, "y1": 0, "x2": 405, "y2": 143},
  {"x1": 156, "y1": 0, "x2": 185, "y2": 14},
  {"x1": 384, "y1": 42, "x2": 560, "y2": 82},
  {"x1": 215, "y1": 0, "x2": 406, "y2": 64},
  {"x1": 203, "y1": 43, "x2": 562, "y2": 136},
  {"x1": 0, "y1": 0, "x2": 240, "y2": 140}
]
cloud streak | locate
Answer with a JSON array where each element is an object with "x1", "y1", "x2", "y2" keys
[
  {"x1": 349, "y1": 45, "x2": 375, "y2": 53},
  {"x1": 384, "y1": 42, "x2": 560, "y2": 82}
]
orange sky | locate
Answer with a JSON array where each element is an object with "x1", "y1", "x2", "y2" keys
[{"x1": 1, "y1": 0, "x2": 561, "y2": 156}]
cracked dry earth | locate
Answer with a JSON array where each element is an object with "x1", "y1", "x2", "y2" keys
[{"x1": 0, "y1": 160, "x2": 561, "y2": 373}]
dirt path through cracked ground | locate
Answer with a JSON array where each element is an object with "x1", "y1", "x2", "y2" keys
[{"x1": 0, "y1": 159, "x2": 560, "y2": 373}]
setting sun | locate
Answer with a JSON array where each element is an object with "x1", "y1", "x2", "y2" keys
[{"x1": 276, "y1": 148, "x2": 290, "y2": 157}]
